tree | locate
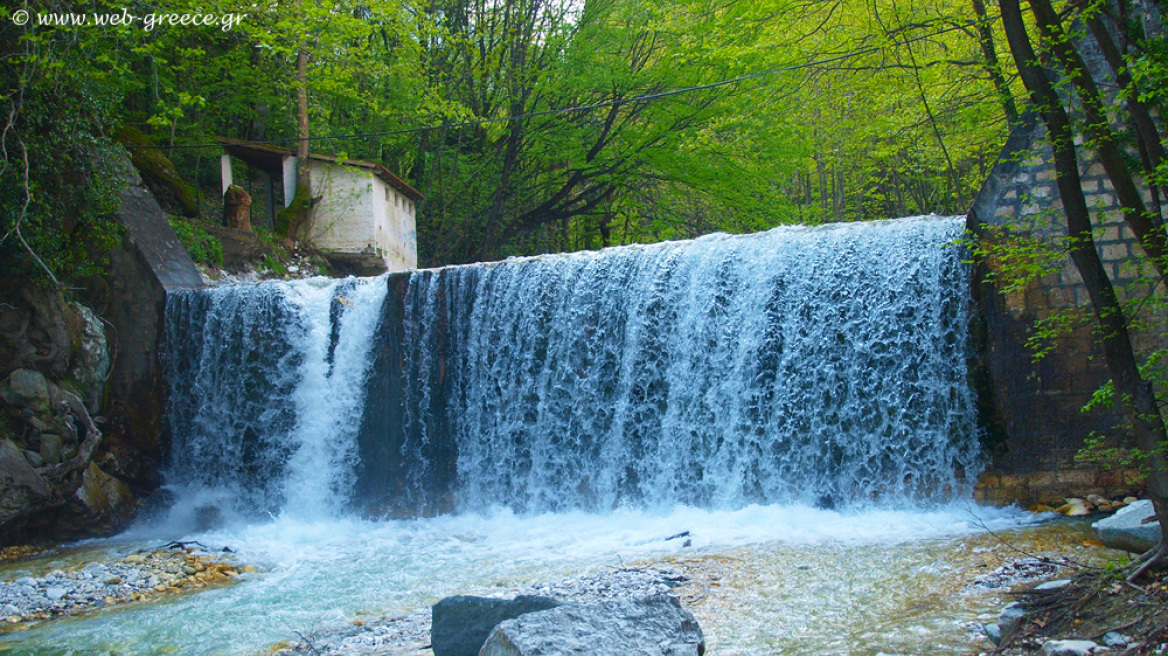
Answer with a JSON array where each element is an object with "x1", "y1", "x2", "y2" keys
[
  {"x1": 998, "y1": 0, "x2": 1168, "y2": 577},
  {"x1": 1, "y1": 0, "x2": 132, "y2": 286}
]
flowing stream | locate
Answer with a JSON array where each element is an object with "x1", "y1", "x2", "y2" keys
[{"x1": 0, "y1": 215, "x2": 1067, "y2": 656}]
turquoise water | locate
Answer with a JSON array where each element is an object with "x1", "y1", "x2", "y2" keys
[{"x1": 0, "y1": 503, "x2": 1078, "y2": 656}]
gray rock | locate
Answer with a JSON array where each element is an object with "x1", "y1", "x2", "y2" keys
[
  {"x1": 1093, "y1": 499, "x2": 1161, "y2": 553},
  {"x1": 480, "y1": 595, "x2": 704, "y2": 656},
  {"x1": 984, "y1": 622, "x2": 1002, "y2": 646},
  {"x1": 0, "y1": 438, "x2": 51, "y2": 524},
  {"x1": 22, "y1": 449, "x2": 43, "y2": 468},
  {"x1": 1035, "y1": 579, "x2": 1071, "y2": 591},
  {"x1": 0, "y1": 369, "x2": 50, "y2": 413},
  {"x1": 431, "y1": 595, "x2": 563, "y2": 656},
  {"x1": 67, "y1": 302, "x2": 110, "y2": 413},
  {"x1": 1041, "y1": 639, "x2": 1100, "y2": 655},
  {"x1": 2, "y1": 604, "x2": 18, "y2": 616},
  {"x1": 999, "y1": 602, "x2": 1027, "y2": 635},
  {"x1": 39, "y1": 433, "x2": 64, "y2": 466},
  {"x1": 45, "y1": 587, "x2": 67, "y2": 601},
  {"x1": 1102, "y1": 631, "x2": 1131, "y2": 648}
]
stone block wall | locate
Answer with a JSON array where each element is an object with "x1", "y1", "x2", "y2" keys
[{"x1": 967, "y1": 109, "x2": 1166, "y2": 506}]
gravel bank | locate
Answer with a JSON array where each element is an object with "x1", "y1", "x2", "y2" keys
[{"x1": 0, "y1": 545, "x2": 250, "y2": 627}]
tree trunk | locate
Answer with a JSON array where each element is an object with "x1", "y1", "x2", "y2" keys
[
  {"x1": 1076, "y1": 4, "x2": 1166, "y2": 230},
  {"x1": 293, "y1": 43, "x2": 312, "y2": 241},
  {"x1": 999, "y1": 0, "x2": 1168, "y2": 574},
  {"x1": 1028, "y1": 0, "x2": 1168, "y2": 286},
  {"x1": 972, "y1": 0, "x2": 1020, "y2": 124}
]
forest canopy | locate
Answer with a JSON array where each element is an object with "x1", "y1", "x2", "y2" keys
[{"x1": 3, "y1": 0, "x2": 1023, "y2": 271}]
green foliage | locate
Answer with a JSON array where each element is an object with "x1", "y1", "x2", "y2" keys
[
  {"x1": 1127, "y1": 33, "x2": 1168, "y2": 112},
  {"x1": 261, "y1": 253, "x2": 289, "y2": 277},
  {"x1": 5, "y1": 0, "x2": 1023, "y2": 271},
  {"x1": 0, "y1": 0, "x2": 135, "y2": 283},
  {"x1": 276, "y1": 183, "x2": 313, "y2": 240},
  {"x1": 967, "y1": 227, "x2": 1065, "y2": 294},
  {"x1": 169, "y1": 218, "x2": 223, "y2": 266},
  {"x1": 115, "y1": 126, "x2": 199, "y2": 217}
]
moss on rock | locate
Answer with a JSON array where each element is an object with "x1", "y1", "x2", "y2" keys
[{"x1": 114, "y1": 126, "x2": 199, "y2": 218}]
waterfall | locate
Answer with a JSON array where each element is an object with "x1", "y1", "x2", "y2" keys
[
  {"x1": 164, "y1": 276, "x2": 388, "y2": 519},
  {"x1": 164, "y1": 216, "x2": 981, "y2": 520}
]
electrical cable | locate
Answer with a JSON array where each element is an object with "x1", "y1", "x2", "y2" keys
[{"x1": 124, "y1": 18, "x2": 989, "y2": 151}]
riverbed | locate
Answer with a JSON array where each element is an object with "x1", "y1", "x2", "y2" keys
[{"x1": 0, "y1": 503, "x2": 1111, "y2": 656}]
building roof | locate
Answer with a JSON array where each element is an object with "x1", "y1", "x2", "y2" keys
[{"x1": 216, "y1": 137, "x2": 425, "y2": 202}]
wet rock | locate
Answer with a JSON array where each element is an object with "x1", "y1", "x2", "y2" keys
[
  {"x1": 480, "y1": 595, "x2": 704, "y2": 656},
  {"x1": 1057, "y1": 498, "x2": 1091, "y2": 517},
  {"x1": 1, "y1": 369, "x2": 51, "y2": 413},
  {"x1": 998, "y1": 602, "x2": 1027, "y2": 635},
  {"x1": 984, "y1": 622, "x2": 1002, "y2": 646},
  {"x1": 1093, "y1": 499, "x2": 1160, "y2": 553},
  {"x1": 432, "y1": 595, "x2": 563, "y2": 656},
  {"x1": 1040, "y1": 639, "x2": 1101, "y2": 655}
]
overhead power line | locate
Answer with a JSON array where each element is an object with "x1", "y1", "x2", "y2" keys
[{"x1": 125, "y1": 19, "x2": 986, "y2": 151}]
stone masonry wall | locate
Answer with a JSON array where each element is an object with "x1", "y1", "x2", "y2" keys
[{"x1": 967, "y1": 108, "x2": 1166, "y2": 507}]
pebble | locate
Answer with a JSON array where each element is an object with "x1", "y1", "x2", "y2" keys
[
  {"x1": 0, "y1": 548, "x2": 247, "y2": 627},
  {"x1": 965, "y1": 557, "x2": 1070, "y2": 592},
  {"x1": 44, "y1": 587, "x2": 67, "y2": 601}
]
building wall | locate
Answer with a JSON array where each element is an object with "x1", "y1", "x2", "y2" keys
[
  {"x1": 967, "y1": 111, "x2": 1166, "y2": 506},
  {"x1": 308, "y1": 161, "x2": 377, "y2": 255},
  {"x1": 374, "y1": 177, "x2": 418, "y2": 273},
  {"x1": 307, "y1": 161, "x2": 417, "y2": 273}
]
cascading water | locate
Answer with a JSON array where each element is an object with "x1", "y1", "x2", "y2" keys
[
  {"x1": 164, "y1": 275, "x2": 388, "y2": 520},
  {"x1": 4, "y1": 216, "x2": 1039, "y2": 656},
  {"x1": 163, "y1": 215, "x2": 980, "y2": 519}
]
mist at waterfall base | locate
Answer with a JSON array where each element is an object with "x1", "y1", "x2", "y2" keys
[{"x1": 1, "y1": 216, "x2": 1054, "y2": 656}]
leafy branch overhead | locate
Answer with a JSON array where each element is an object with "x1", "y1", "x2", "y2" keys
[{"x1": 2, "y1": 0, "x2": 1026, "y2": 276}]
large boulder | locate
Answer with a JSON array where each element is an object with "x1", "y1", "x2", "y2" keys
[
  {"x1": 480, "y1": 595, "x2": 705, "y2": 656},
  {"x1": 66, "y1": 302, "x2": 109, "y2": 413},
  {"x1": 431, "y1": 595, "x2": 563, "y2": 656},
  {"x1": 1093, "y1": 499, "x2": 1161, "y2": 553},
  {"x1": 1, "y1": 369, "x2": 51, "y2": 413},
  {"x1": 0, "y1": 438, "x2": 51, "y2": 525},
  {"x1": 75, "y1": 462, "x2": 135, "y2": 524}
]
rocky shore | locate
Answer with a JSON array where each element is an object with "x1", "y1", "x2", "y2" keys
[{"x1": 0, "y1": 544, "x2": 251, "y2": 627}]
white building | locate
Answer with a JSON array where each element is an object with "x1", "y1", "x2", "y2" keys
[{"x1": 218, "y1": 139, "x2": 423, "y2": 274}]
